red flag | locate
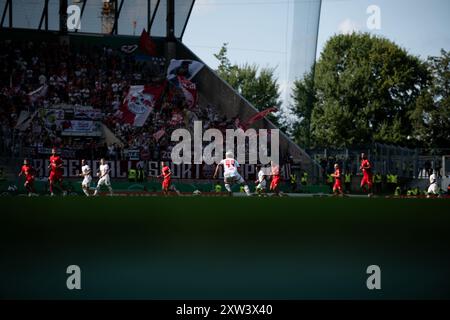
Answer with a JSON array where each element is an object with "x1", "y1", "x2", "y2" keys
[
  {"x1": 119, "y1": 83, "x2": 165, "y2": 127},
  {"x1": 241, "y1": 107, "x2": 278, "y2": 128},
  {"x1": 139, "y1": 29, "x2": 157, "y2": 56}
]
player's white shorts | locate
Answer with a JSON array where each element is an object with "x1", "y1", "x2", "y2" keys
[
  {"x1": 256, "y1": 180, "x2": 267, "y2": 190},
  {"x1": 428, "y1": 183, "x2": 439, "y2": 194},
  {"x1": 224, "y1": 172, "x2": 245, "y2": 185},
  {"x1": 82, "y1": 176, "x2": 92, "y2": 188},
  {"x1": 97, "y1": 175, "x2": 111, "y2": 187}
]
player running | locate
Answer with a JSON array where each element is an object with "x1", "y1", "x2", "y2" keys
[
  {"x1": 331, "y1": 163, "x2": 344, "y2": 196},
  {"x1": 359, "y1": 153, "x2": 373, "y2": 196},
  {"x1": 79, "y1": 159, "x2": 92, "y2": 196},
  {"x1": 255, "y1": 164, "x2": 267, "y2": 196},
  {"x1": 93, "y1": 158, "x2": 113, "y2": 196},
  {"x1": 18, "y1": 159, "x2": 36, "y2": 196},
  {"x1": 158, "y1": 162, "x2": 180, "y2": 196},
  {"x1": 159, "y1": 162, "x2": 172, "y2": 195},
  {"x1": 269, "y1": 160, "x2": 281, "y2": 196},
  {"x1": 48, "y1": 148, "x2": 66, "y2": 196},
  {"x1": 427, "y1": 170, "x2": 440, "y2": 197},
  {"x1": 213, "y1": 151, "x2": 251, "y2": 196}
]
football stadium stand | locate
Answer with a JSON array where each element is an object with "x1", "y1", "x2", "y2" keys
[{"x1": 0, "y1": 1, "x2": 321, "y2": 194}]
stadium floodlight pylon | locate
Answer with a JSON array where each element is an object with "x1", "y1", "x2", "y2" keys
[{"x1": 288, "y1": 0, "x2": 322, "y2": 105}]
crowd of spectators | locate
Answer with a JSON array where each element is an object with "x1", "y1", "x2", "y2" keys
[{"x1": 0, "y1": 38, "x2": 243, "y2": 163}]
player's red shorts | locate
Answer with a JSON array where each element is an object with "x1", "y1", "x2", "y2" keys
[
  {"x1": 162, "y1": 178, "x2": 171, "y2": 190},
  {"x1": 270, "y1": 175, "x2": 280, "y2": 190},
  {"x1": 360, "y1": 174, "x2": 373, "y2": 187},
  {"x1": 49, "y1": 171, "x2": 63, "y2": 182},
  {"x1": 333, "y1": 179, "x2": 342, "y2": 191},
  {"x1": 25, "y1": 176, "x2": 35, "y2": 185}
]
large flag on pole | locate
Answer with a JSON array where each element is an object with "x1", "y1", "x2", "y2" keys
[
  {"x1": 167, "y1": 75, "x2": 198, "y2": 109},
  {"x1": 167, "y1": 59, "x2": 204, "y2": 81},
  {"x1": 119, "y1": 84, "x2": 165, "y2": 127}
]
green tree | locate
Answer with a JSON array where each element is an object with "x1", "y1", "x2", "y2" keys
[
  {"x1": 410, "y1": 49, "x2": 450, "y2": 149},
  {"x1": 214, "y1": 43, "x2": 282, "y2": 126},
  {"x1": 290, "y1": 70, "x2": 316, "y2": 148},
  {"x1": 310, "y1": 33, "x2": 429, "y2": 147}
]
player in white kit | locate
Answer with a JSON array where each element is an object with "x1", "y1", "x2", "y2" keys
[
  {"x1": 427, "y1": 170, "x2": 440, "y2": 197},
  {"x1": 255, "y1": 164, "x2": 267, "y2": 195},
  {"x1": 79, "y1": 159, "x2": 92, "y2": 196},
  {"x1": 213, "y1": 151, "x2": 251, "y2": 196},
  {"x1": 93, "y1": 158, "x2": 113, "y2": 196}
]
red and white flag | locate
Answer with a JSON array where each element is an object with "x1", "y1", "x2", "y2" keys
[
  {"x1": 178, "y1": 75, "x2": 198, "y2": 109},
  {"x1": 119, "y1": 84, "x2": 165, "y2": 127}
]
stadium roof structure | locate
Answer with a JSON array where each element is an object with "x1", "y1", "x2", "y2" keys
[{"x1": 0, "y1": 0, "x2": 195, "y2": 39}]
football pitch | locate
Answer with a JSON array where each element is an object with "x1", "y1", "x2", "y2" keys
[{"x1": 1, "y1": 196, "x2": 449, "y2": 299}]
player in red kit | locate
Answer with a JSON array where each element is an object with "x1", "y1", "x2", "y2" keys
[
  {"x1": 331, "y1": 163, "x2": 344, "y2": 196},
  {"x1": 48, "y1": 147, "x2": 66, "y2": 196},
  {"x1": 158, "y1": 161, "x2": 179, "y2": 196},
  {"x1": 360, "y1": 152, "x2": 373, "y2": 196},
  {"x1": 18, "y1": 159, "x2": 36, "y2": 196},
  {"x1": 159, "y1": 161, "x2": 172, "y2": 195},
  {"x1": 269, "y1": 161, "x2": 281, "y2": 196}
]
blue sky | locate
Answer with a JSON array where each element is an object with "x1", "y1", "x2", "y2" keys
[
  {"x1": 183, "y1": 0, "x2": 450, "y2": 106},
  {"x1": 3, "y1": 0, "x2": 449, "y2": 107}
]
